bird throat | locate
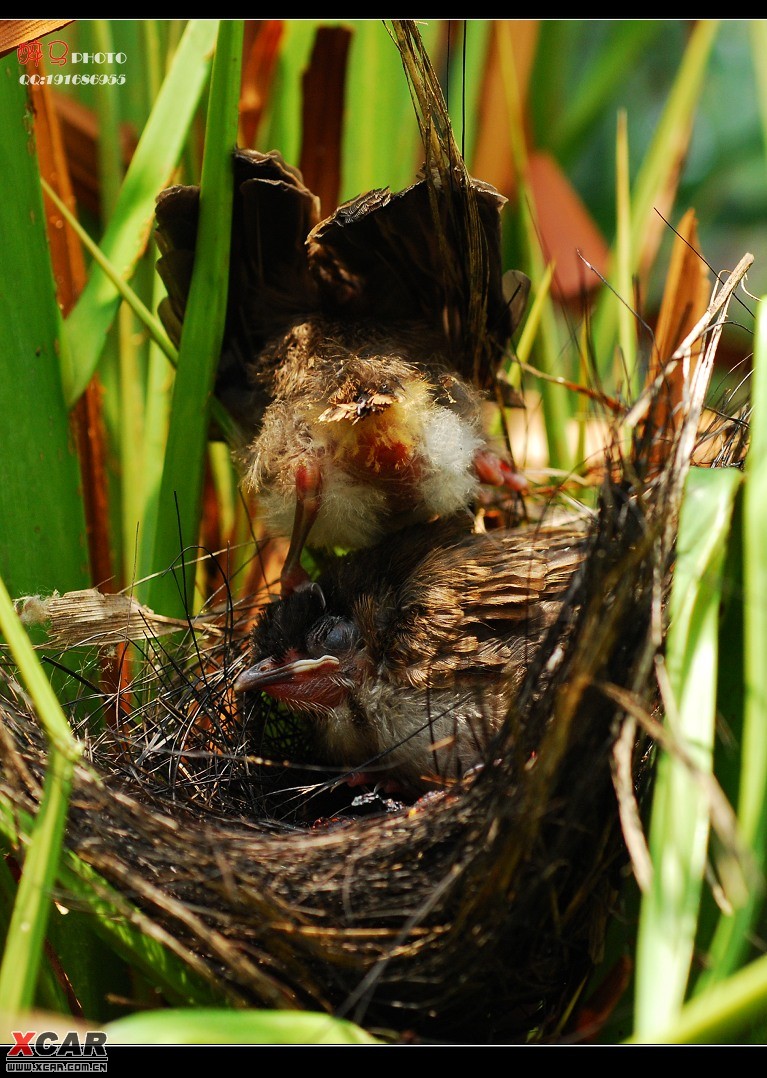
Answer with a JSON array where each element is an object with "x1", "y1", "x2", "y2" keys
[{"x1": 326, "y1": 405, "x2": 422, "y2": 501}]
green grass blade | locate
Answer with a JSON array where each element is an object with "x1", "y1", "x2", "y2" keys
[
  {"x1": 0, "y1": 59, "x2": 90, "y2": 598},
  {"x1": 445, "y1": 21, "x2": 491, "y2": 167},
  {"x1": 0, "y1": 595, "x2": 79, "y2": 762},
  {"x1": 591, "y1": 20, "x2": 719, "y2": 376},
  {"x1": 42, "y1": 176, "x2": 235, "y2": 448},
  {"x1": 62, "y1": 19, "x2": 219, "y2": 405},
  {"x1": 42, "y1": 179, "x2": 177, "y2": 363},
  {"x1": 0, "y1": 569, "x2": 81, "y2": 1014},
  {"x1": 751, "y1": 20, "x2": 767, "y2": 154},
  {"x1": 344, "y1": 20, "x2": 437, "y2": 198},
  {"x1": 105, "y1": 1007, "x2": 379, "y2": 1044},
  {"x1": 0, "y1": 845, "x2": 70, "y2": 1014},
  {"x1": 628, "y1": 19, "x2": 718, "y2": 265},
  {"x1": 137, "y1": 278, "x2": 176, "y2": 585},
  {"x1": 0, "y1": 749, "x2": 73, "y2": 1015},
  {"x1": 91, "y1": 21, "x2": 124, "y2": 217},
  {"x1": 146, "y1": 20, "x2": 243, "y2": 618},
  {"x1": 633, "y1": 465, "x2": 742, "y2": 1038},
  {"x1": 627, "y1": 951, "x2": 767, "y2": 1044},
  {"x1": 514, "y1": 261, "x2": 555, "y2": 367},
  {"x1": 42, "y1": 900, "x2": 133, "y2": 1022},
  {"x1": 495, "y1": 22, "x2": 572, "y2": 471},
  {"x1": 56, "y1": 852, "x2": 233, "y2": 1008},
  {"x1": 259, "y1": 20, "x2": 322, "y2": 168},
  {"x1": 615, "y1": 109, "x2": 637, "y2": 397},
  {"x1": 697, "y1": 293, "x2": 767, "y2": 987}
]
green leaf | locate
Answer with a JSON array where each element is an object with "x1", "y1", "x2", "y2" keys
[
  {"x1": 0, "y1": 59, "x2": 90, "y2": 598},
  {"x1": 697, "y1": 293, "x2": 767, "y2": 987},
  {"x1": 591, "y1": 20, "x2": 720, "y2": 378},
  {"x1": 343, "y1": 19, "x2": 431, "y2": 198},
  {"x1": 0, "y1": 571, "x2": 81, "y2": 1014},
  {"x1": 105, "y1": 1007, "x2": 379, "y2": 1044},
  {"x1": 145, "y1": 20, "x2": 244, "y2": 617},
  {"x1": 62, "y1": 19, "x2": 219, "y2": 405},
  {"x1": 537, "y1": 21, "x2": 667, "y2": 164},
  {"x1": 627, "y1": 951, "x2": 767, "y2": 1044},
  {"x1": 0, "y1": 750, "x2": 73, "y2": 1014},
  {"x1": 0, "y1": 797, "x2": 231, "y2": 1011},
  {"x1": 633, "y1": 464, "x2": 742, "y2": 1038}
]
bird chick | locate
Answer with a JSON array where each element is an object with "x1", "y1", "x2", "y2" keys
[
  {"x1": 247, "y1": 320, "x2": 504, "y2": 583},
  {"x1": 234, "y1": 517, "x2": 588, "y2": 796},
  {"x1": 155, "y1": 150, "x2": 530, "y2": 596}
]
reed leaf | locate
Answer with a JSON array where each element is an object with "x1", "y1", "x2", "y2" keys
[
  {"x1": 628, "y1": 950, "x2": 767, "y2": 1044},
  {"x1": 105, "y1": 1007, "x2": 379, "y2": 1044},
  {"x1": 590, "y1": 20, "x2": 719, "y2": 378},
  {"x1": 0, "y1": 59, "x2": 89, "y2": 598},
  {"x1": 696, "y1": 293, "x2": 767, "y2": 988},
  {"x1": 0, "y1": 571, "x2": 80, "y2": 1014},
  {"x1": 61, "y1": 19, "x2": 218, "y2": 405},
  {"x1": 633, "y1": 465, "x2": 742, "y2": 1037},
  {"x1": 495, "y1": 20, "x2": 572, "y2": 472},
  {"x1": 145, "y1": 20, "x2": 243, "y2": 618}
]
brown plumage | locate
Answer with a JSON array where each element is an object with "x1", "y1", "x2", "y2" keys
[
  {"x1": 155, "y1": 145, "x2": 529, "y2": 593},
  {"x1": 153, "y1": 26, "x2": 535, "y2": 595},
  {"x1": 234, "y1": 516, "x2": 589, "y2": 796}
]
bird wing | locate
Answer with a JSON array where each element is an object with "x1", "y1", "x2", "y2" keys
[
  {"x1": 384, "y1": 522, "x2": 589, "y2": 683},
  {"x1": 305, "y1": 175, "x2": 516, "y2": 391},
  {"x1": 154, "y1": 149, "x2": 321, "y2": 432},
  {"x1": 386, "y1": 20, "x2": 530, "y2": 389}
]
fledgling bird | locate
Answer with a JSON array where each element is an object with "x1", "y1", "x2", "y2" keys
[
  {"x1": 155, "y1": 146, "x2": 529, "y2": 595},
  {"x1": 234, "y1": 517, "x2": 589, "y2": 796}
]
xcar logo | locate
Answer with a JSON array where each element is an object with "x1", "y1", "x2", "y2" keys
[{"x1": 6, "y1": 1031, "x2": 107, "y2": 1072}]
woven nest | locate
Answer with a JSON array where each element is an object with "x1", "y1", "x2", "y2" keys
[{"x1": 0, "y1": 253, "x2": 751, "y2": 1044}]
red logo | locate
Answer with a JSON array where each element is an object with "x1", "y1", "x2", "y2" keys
[
  {"x1": 16, "y1": 39, "x2": 69, "y2": 66},
  {"x1": 7, "y1": 1032, "x2": 35, "y2": 1057}
]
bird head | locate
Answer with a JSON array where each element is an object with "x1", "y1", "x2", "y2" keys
[{"x1": 234, "y1": 582, "x2": 367, "y2": 714}]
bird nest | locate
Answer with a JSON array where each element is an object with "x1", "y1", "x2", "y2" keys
[
  {"x1": 0, "y1": 250, "x2": 750, "y2": 1042},
  {"x1": 1, "y1": 486, "x2": 648, "y2": 1045}
]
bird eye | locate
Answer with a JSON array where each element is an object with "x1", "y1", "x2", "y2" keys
[{"x1": 307, "y1": 616, "x2": 359, "y2": 657}]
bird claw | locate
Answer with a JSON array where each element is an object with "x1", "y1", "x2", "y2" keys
[{"x1": 473, "y1": 448, "x2": 528, "y2": 494}]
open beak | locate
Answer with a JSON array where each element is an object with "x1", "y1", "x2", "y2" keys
[{"x1": 233, "y1": 655, "x2": 340, "y2": 695}]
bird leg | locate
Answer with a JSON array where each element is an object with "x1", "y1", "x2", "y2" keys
[
  {"x1": 473, "y1": 448, "x2": 528, "y2": 494},
  {"x1": 280, "y1": 459, "x2": 323, "y2": 597}
]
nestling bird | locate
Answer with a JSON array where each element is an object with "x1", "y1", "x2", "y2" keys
[
  {"x1": 154, "y1": 149, "x2": 530, "y2": 595},
  {"x1": 234, "y1": 517, "x2": 589, "y2": 796}
]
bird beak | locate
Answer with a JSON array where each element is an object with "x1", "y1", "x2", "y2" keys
[{"x1": 233, "y1": 655, "x2": 340, "y2": 695}]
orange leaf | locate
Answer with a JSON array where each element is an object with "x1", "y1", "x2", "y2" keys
[
  {"x1": 299, "y1": 25, "x2": 352, "y2": 218},
  {"x1": 651, "y1": 208, "x2": 710, "y2": 373},
  {"x1": 528, "y1": 150, "x2": 609, "y2": 302},
  {"x1": 239, "y1": 20, "x2": 284, "y2": 149},
  {"x1": 639, "y1": 209, "x2": 710, "y2": 467},
  {"x1": 471, "y1": 20, "x2": 539, "y2": 196}
]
